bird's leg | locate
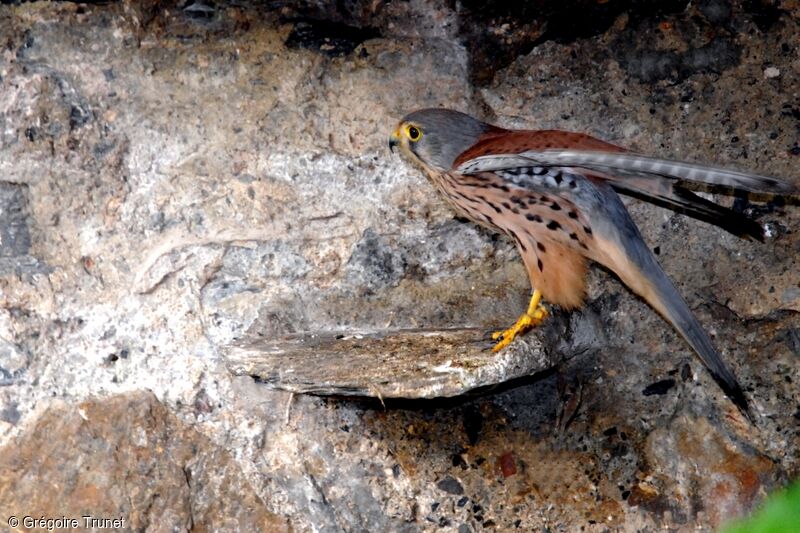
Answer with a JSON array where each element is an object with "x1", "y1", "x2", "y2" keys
[{"x1": 492, "y1": 289, "x2": 548, "y2": 352}]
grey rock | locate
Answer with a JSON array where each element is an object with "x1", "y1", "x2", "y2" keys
[
  {"x1": 0, "y1": 183, "x2": 31, "y2": 257},
  {"x1": 225, "y1": 328, "x2": 551, "y2": 398},
  {"x1": 345, "y1": 227, "x2": 408, "y2": 294},
  {"x1": 0, "y1": 337, "x2": 28, "y2": 385},
  {"x1": 437, "y1": 475, "x2": 464, "y2": 495},
  {"x1": 698, "y1": 0, "x2": 733, "y2": 24},
  {"x1": 0, "y1": 402, "x2": 19, "y2": 424}
]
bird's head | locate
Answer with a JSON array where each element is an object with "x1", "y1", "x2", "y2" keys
[{"x1": 389, "y1": 108, "x2": 492, "y2": 172}]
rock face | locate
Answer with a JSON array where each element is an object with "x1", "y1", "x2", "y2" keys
[
  {"x1": 0, "y1": 392, "x2": 287, "y2": 531},
  {"x1": 0, "y1": 1, "x2": 798, "y2": 531}
]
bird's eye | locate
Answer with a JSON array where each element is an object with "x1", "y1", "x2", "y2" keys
[{"x1": 406, "y1": 125, "x2": 422, "y2": 141}]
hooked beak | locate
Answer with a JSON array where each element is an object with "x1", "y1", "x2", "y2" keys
[{"x1": 388, "y1": 128, "x2": 400, "y2": 153}]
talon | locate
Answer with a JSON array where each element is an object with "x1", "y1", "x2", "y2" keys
[
  {"x1": 491, "y1": 310, "x2": 542, "y2": 352},
  {"x1": 492, "y1": 289, "x2": 548, "y2": 352},
  {"x1": 492, "y1": 332, "x2": 514, "y2": 352}
]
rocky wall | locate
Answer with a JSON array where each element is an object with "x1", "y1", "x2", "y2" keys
[{"x1": 0, "y1": 1, "x2": 798, "y2": 531}]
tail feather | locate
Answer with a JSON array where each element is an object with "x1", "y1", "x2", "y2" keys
[
  {"x1": 633, "y1": 258, "x2": 751, "y2": 417},
  {"x1": 594, "y1": 198, "x2": 751, "y2": 417}
]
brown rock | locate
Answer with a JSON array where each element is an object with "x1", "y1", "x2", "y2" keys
[
  {"x1": 498, "y1": 451, "x2": 517, "y2": 478},
  {"x1": 641, "y1": 416, "x2": 780, "y2": 527},
  {"x1": 0, "y1": 392, "x2": 287, "y2": 533}
]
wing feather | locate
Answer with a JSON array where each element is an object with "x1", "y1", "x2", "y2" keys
[
  {"x1": 458, "y1": 150, "x2": 797, "y2": 194},
  {"x1": 457, "y1": 149, "x2": 797, "y2": 240}
]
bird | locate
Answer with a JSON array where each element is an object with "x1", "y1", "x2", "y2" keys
[{"x1": 388, "y1": 108, "x2": 798, "y2": 417}]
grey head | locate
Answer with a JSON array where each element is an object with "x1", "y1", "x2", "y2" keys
[{"x1": 389, "y1": 108, "x2": 494, "y2": 171}]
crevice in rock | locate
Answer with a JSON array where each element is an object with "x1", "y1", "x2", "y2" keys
[{"x1": 284, "y1": 19, "x2": 379, "y2": 57}]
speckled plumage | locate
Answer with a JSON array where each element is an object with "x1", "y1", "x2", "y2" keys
[{"x1": 389, "y1": 108, "x2": 798, "y2": 417}]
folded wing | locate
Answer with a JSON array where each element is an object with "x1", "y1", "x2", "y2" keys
[{"x1": 457, "y1": 150, "x2": 798, "y2": 241}]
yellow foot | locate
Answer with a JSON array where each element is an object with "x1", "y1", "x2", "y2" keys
[{"x1": 491, "y1": 303, "x2": 548, "y2": 352}]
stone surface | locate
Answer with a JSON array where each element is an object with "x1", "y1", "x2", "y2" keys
[
  {"x1": 0, "y1": 1, "x2": 798, "y2": 531},
  {"x1": 0, "y1": 392, "x2": 287, "y2": 532},
  {"x1": 226, "y1": 327, "x2": 552, "y2": 398}
]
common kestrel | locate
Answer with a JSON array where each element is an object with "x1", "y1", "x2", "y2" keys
[{"x1": 389, "y1": 108, "x2": 798, "y2": 416}]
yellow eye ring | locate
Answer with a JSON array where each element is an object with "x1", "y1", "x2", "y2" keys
[{"x1": 405, "y1": 125, "x2": 422, "y2": 141}]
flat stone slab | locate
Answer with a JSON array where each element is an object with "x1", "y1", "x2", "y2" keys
[{"x1": 223, "y1": 328, "x2": 553, "y2": 398}]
